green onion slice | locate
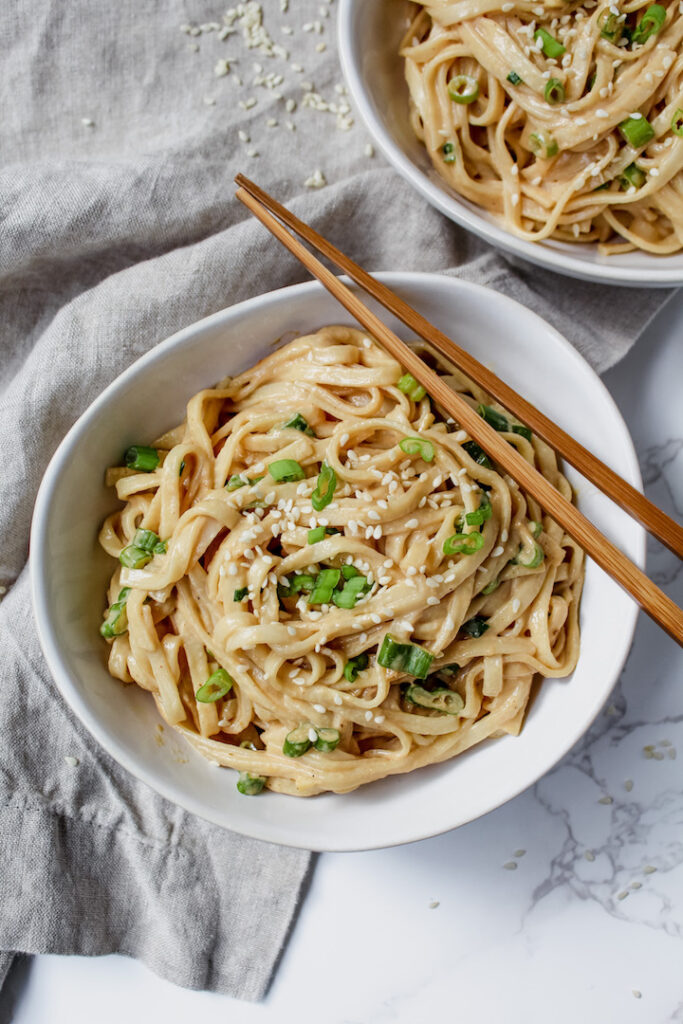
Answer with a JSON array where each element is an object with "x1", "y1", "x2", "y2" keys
[
  {"x1": 599, "y1": 8, "x2": 625, "y2": 41},
  {"x1": 314, "y1": 727, "x2": 340, "y2": 753},
  {"x1": 233, "y1": 587, "x2": 249, "y2": 602},
  {"x1": 397, "y1": 373, "x2": 426, "y2": 402},
  {"x1": 461, "y1": 616, "x2": 489, "y2": 638},
  {"x1": 236, "y1": 772, "x2": 266, "y2": 795},
  {"x1": 100, "y1": 587, "x2": 131, "y2": 638},
  {"x1": 440, "y1": 663, "x2": 460, "y2": 675},
  {"x1": 311, "y1": 462, "x2": 337, "y2": 511},
  {"x1": 133, "y1": 528, "x2": 166, "y2": 553},
  {"x1": 544, "y1": 78, "x2": 565, "y2": 105},
  {"x1": 507, "y1": 70, "x2": 523, "y2": 85},
  {"x1": 307, "y1": 526, "x2": 326, "y2": 544},
  {"x1": 462, "y1": 440, "x2": 493, "y2": 469},
  {"x1": 288, "y1": 573, "x2": 316, "y2": 594},
  {"x1": 443, "y1": 531, "x2": 485, "y2": 556},
  {"x1": 530, "y1": 520, "x2": 543, "y2": 538},
  {"x1": 268, "y1": 459, "x2": 305, "y2": 482},
  {"x1": 344, "y1": 652, "x2": 369, "y2": 682},
  {"x1": 308, "y1": 568, "x2": 341, "y2": 605},
  {"x1": 282, "y1": 412, "x2": 315, "y2": 436},
  {"x1": 124, "y1": 445, "x2": 160, "y2": 472},
  {"x1": 404, "y1": 684, "x2": 465, "y2": 716},
  {"x1": 283, "y1": 723, "x2": 315, "y2": 758},
  {"x1": 671, "y1": 109, "x2": 683, "y2": 136},
  {"x1": 448, "y1": 74, "x2": 479, "y2": 104},
  {"x1": 333, "y1": 575, "x2": 370, "y2": 609},
  {"x1": 464, "y1": 494, "x2": 492, "y2": 527},
  {"x1": 632, "y1": 4, "x2": 666, "y2": 44},
  {"x1": 341, "y1": 564, "x2": 361, "y2": 580},
  {"x1": 196, "y1": 668, "x2": 234, "y2": 703},
  {"x1": 377, "y1": 634, "x2": 434, "y2": 679},
  {"x1": 534, "y1": 27, "x2": 566, "y2": 58},
  {"x1": 619, "y1": 163, "x2": 646, "y2": 191},
  {"x1": 442, "y1": 141, "x2": 456, "y2": 163},
  {"x1": 478, "y1": 404, "x2": 509, "y2": 432},
  {"x1": 119, "y1": 546, "x2": 152, "y2": 569},
  {"x1": 399, "y1": 437, "x2": 435, "y2": 462},
  {"x1": 619, "y1": 115, "x2": 655, "y2": 148},
  {"x1": 529, "y1": 130, "x2": 558, "y2": 159},
  {"x1": 513, "y1": 541, "x2": 545, "y2": 568},
  {"x1": 481, "y1": 578, "x2": 500, "y2": 595},
  {"x1": 511, "y1": 423, "x2": 532, "y2": 442}
]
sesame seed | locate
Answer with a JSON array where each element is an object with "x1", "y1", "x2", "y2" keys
[
  {"x1": 307, "y1": 727, "x2": 318, "y2": 743},
  {"x1": 313, "y1": 703, "x2": 325, "y2": 713},
  {"x1": 406, "y1": 518, "x2": 419, "y2": 529},
  {"x1": 503, "y1": 861, "x2": 518, "y2": 871},
  {"x1": 334, "y1": 694, "x2": 343, "y2": 706},
  {"x1": 492, "y1": 546, "x2": 504, "y2": 557},
  {"x1": 364, "y1": 710, "x2": 373, "y2": 721},
  {"x1": 64, "y1": 755, "x2": 79, "y2": 767},
  {"x1": 427, "y1": 596, "x2": 440, "y2": 606}
]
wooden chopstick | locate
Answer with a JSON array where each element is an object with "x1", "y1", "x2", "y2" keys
[
  {"x1": 235, "y1": 183, "x2": 683, "y2": 646},
  {"x1": 235, "y1": 173, "x2": 683, "y2": 562}
]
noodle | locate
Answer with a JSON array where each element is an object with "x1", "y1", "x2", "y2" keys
[
  {"x1": 99, "y1": 327, "x2": 584, "y2": 796},
  {"x1": 400, "y1": 0, "x2": 683, "y2": 254}
]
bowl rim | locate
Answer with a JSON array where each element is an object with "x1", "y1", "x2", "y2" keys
[
  {"x1": 337, "y1": 0, "x2": 683, "y2": 288},
  {"x1": 30, "y1": 272, "x2": 645, "y2": 851}
]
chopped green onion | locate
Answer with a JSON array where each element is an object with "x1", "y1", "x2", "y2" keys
[
  {"x1": 268, "y1": 459, "x2": 305, "y2": 482},
  {"x1": 344, "y1": 652, "x2": 369, "y2": 682},
  {"x1": 283, "y1": 723, "x2": 315, "y2": 758},
  {"x1": 478, "y1": 403, "x2": 509, "y2": 432},
  {"x1": 399, "y1": 437, "x2": 435, "y2": 462},
  {"x1": 442, "y1": 141, "x2": 456, "y2": 163},
  {"x1": 619, "y1": 162, "x2": 646, "y2": 189},
  {"x1": 236, "y1": 772, "x2": 266, "y2": 795},
  {"x1": 404, "y1": 684, "x2": 465, "y2": 716},
  {"x1": 124, "y1": 445, "x2": 160, "y2": 472},
  {"x1": 462, "y1": 440, "x2": 493, "y2": 469},
  {"x1": 397, "y1": 373, "x2": 426, "y2": 402},
  {"x1": 530, "y1": 520, "x2": 543, "y2": 538},
  {"x1": 513, "y1": 541, "x2": 545, "y2": 568},
  {"x1": 544, "y1": 78, "x2": 565, "y2": 105},
  {"x1": 448, "y1": 74, "x2": 479, "y2": 104},
  {"x1": 619, "y1": 115, "x2": 655, "y2": 148},
  {"x1": 671, "y1": 109, "x2": 683, "y2": 136},
  {"x1": 314, "y1": 727, "x2": 340, "y2": 752},
  {"x1": 440, "y1": 663, "x2": 460, "y2": 675},
  {"x1": 196, "y1": 668, "x2": 234, "y2": 703},
  {"x1": 599, "y1": 8, "x2": 625, "y2": 41},
  {"x1": 288, "y1": 573, "x2": 316, "y2": 594},
  {"x1": 119, "y1": 545, "x2": 153, "y2": 569},
  {"x1": 308, "y1": 568, "x2": 341, "y2": 605},
  {"x1": 461, "y1": 616, "x2": 489, "y2": 638},
  {"x1": 534, "y1": 27, "x2": 566, "y2": 58},
  {"x1": 233, "y1": 587, "x2": 249, "y2": 602},
  {"x1": 282, "y1": 412, "x2": 316, "y2": 436},
  {"x1": 464, "y1": 494, "x2": 492, "y2": 527},
  {"x1": 632, "y1": 4, "x2": 666, "y2": 44},
  {"x1": 529, "y1": 130, "x2": 558, "y2": 160},
  {"x1": 511, "y1": 423, "x2": 532, "y2": 442},
  {"x1": 307, "y1": 526, "x2": 326, "y2": 544},
  {"x1": 443, "y1": 531, "x2": 485, "y2": 556},
  {"x1": 341, "y1": 564, "x2": 361, "y2": 580},
  {"x1": 311, "y1": 462, "x2": 337, "y2": 511},
  {"x1": 377, "y1": 634, "x2": 434, "y2": 679},
  {"x1": 507, "y1": 70, "x2": 523, "y2": 85},
  {"x1": 100, "y1": 587, "x2": 131, "y2": 638},
  {"x1": 226, "y1": 473, "x2": 262, "y2": 490},
  {"x1": 481, "y1": 578, "x2": 500, "y2": 595},
  {"x1": 133, "y1": 528, "x2": 166, "y2": 553},
  {"x1": 333, "y1": 575, "x2": 370, "y2": 609}
]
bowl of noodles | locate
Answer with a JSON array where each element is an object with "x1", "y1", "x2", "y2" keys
[
  {"x1": 31, "y1": 273, "x2": 644, "y2": 850},
  {"x1": 339, "y1": 0, "x2": 683, "y2": 285}
]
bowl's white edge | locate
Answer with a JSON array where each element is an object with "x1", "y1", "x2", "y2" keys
[
  {"x1": 337, "y1": 0, "x2": 683, "y2": 288},
  {"x1": 30, "y1": 273, "x2": 645, "y2": 852}
]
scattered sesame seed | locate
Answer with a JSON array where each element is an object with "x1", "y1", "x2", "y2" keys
[
  {"x1": 643, "y1": 865, "x2": 657, "y2": 874},
  {"x1": 514, "y1": 849, "x2": 526, "y2": 858},
  {"x1": 598, "y1": 795, "x2": 613, "y2": 805},
  {"x1": 64, "y1": 755, "x2": 79, "y2": 767},
  {"x1": 584, "y1": 850, "x2": 595, "y2": 862},
  {"x1": 429, "y1": 900, "x2": 440, "y2": 909},
  {"x1": 313, "y1": 703, "x2": 325, "y2": 713},
  {"x1": 503, "y1": 861, "x2": 518, "y2": 871},
  {"x1": 632, "y1": 990, "x2": 642, "y2": 1000},
  {"x1": 307, "y1": 727, "x2": 318, "y2": 743}
]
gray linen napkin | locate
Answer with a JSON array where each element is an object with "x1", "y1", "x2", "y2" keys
[{"x1": 0, "y1": 0, "x2": 675, "y2": 1001}]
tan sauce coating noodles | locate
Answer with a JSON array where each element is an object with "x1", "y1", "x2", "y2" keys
[
  {"x1": 401, "y1": 0, "x2": 683, "y2": 254},
  {"x1": 99, "y1": 327, "x2": 584, "y2": 796}
]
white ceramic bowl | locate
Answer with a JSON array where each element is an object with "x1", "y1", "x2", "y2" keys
[
  {"x1": 338, "y1": 0, "x2": 683, "y2": 288},
  {"x1": 31, "y1": 274, "x2": 644, "y2": 851}
]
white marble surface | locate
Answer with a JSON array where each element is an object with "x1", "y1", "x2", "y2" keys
[{"x1": 6, "y1": 290, "x2": 683, "y2": 1024}]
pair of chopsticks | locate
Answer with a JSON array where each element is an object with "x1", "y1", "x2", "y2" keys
[{"x1": 234, "y1": 173, "x2": 683, "y2": 646}]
